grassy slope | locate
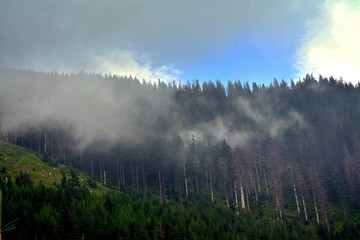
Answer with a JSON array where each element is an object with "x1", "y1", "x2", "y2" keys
[{"x1": 0, "y1": 140, "x2": 105, "y2": 192}]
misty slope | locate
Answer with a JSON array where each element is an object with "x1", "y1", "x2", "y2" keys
[{"x1": 1, "y1": 69, "x2": 360, "y2": 239}]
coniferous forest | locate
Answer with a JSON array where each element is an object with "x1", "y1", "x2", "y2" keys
[{"x1": 1, "y1": 69, "x2": 360, "y2": 239}]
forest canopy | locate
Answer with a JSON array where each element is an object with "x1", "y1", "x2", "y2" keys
[{"x1": 1, "y1": 69, "x2": 360, "y2": 239}]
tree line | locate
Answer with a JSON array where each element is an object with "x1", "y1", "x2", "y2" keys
[{"x1": 1, "y1": 70, "x2": 360, "y2": 238}]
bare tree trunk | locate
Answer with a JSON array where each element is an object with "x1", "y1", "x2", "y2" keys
[
  {"x1": 184, "y1": 164, "x2": 188, "y2": 197},
  {"x1": 38, "y1": 136, "x2": 41, "y2": 153},
  {"x1": 121, "y1": 159, "x2": 125, "y2": 187},
  {"x1": 99, "y1": 160, "x2": 103, "y2": 183},
  {"x1": 205, "y1": 172, "x2": 209, "y2": 193},
  {"x1": 342, "y1": 201, "x2": 347, "y2": 221},
  {"x1": 302, "y1": 196, "x2": 308, "y2": 221},
  {"x1": 44, "y1": 134, "x2": 47, "y2": 153},
  {"x1": 254, "y1": 178, "x2": 259, "y2": 203},
  {"x1": 246, "y1": 186, "x2": 250, "y2": 209},
  {"x1": 56, "y1": 134, "x2": 60, "y2": 159},
  {"x1": 276, "y1": 195, "x2": 283, "y2": 223},
  {"x1": 314, "y1": 196, "x2": 320, "y2": 225},
  {"x1": 62, "y1": 137, "x2": 67, "y2": 163},
  {"x1": 131, "y1": 161, "x2": 134, "y2": 190},
  {"x1": 29, "y1": 133, "x2": 33, "y2": 150},
  {"x1": 116, "y1": 158, "x2": 120, "y2": 189},
  {"x1": 324, "y1": 211, "x2": 331, "y2": 237},
  {"x1": 224, "y1": 178, "x2": 229, "y2": 208},
  {"x1": 293, "y1": 184, "x2": 300, "y2": 214},
  {"x1": 210, "y1": 172, "x2": 214, "y2": 203},
  {"x1": 90, "y1": 159, "x2": 94, "y2": 178},
  {"x1": 255, "y1": 163, "x2": 261, "y2": 193},
  {"x1": 263, "y1": 166, "x2": 269, "y2": 195},
  {"x1": 240, "y1": 184, "x2": 245, "y2": 209},
  {"x1": 14, "y1": 127, "x2": 17, "y2": 145},
  {"x1": 195, "y1": 174, "x2": 200, "y2": 193},
  {"x1": 142, "y1": 161, "x2": 147, "y2": 194},
  {"x1": 136, "y1": 164, "x2": 139, "y2": 192},
  {"x1": 79, "y1": 150, "x2": 83, "y2": 169},
  {"x1": 158, "y1": 169, "x2": 162, "y2": 199},
  {"x1": 162, "y1": 174, "x2": 165, "y2": 198},
  {"x1": 234, "y1": 181, "x2": 239, "y2": 215}
]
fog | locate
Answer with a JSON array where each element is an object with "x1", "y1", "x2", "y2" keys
[
  {"x1": 0, "y1": 69, "x2": 305, "y2": 151},
  {"x1": 0, "y1": 70, "x2": 174, "y2": 149},
  {"x1": 180, "y1": 97, "x2": 304, "y2": 148}
]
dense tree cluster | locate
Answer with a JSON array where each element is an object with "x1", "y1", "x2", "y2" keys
[
  {"x1": 1, "y1": 172, "x2": 358, "y2": 240},
  {"x1": 1, "y1": 70, "x2": 360, "y2": 238}
]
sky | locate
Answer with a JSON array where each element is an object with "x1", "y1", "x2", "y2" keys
[{"x1": 0, "y1": 0, "x2": 359, "y2": 85}]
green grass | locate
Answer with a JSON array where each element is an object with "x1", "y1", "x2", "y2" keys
[
  {"x1": 0, "y1": 140, "x2": 106, "y2": 193},
  {"x1": 0, "y1": 140, "x2": 65, "y2": 187}
]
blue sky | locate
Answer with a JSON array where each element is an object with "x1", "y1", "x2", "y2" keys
[
  {"x1": 1, "y1": 0, "x2": 359, "y2": 86},
  {"x1": 188, "y1": 36, "x2": 298, "y2": 84}
]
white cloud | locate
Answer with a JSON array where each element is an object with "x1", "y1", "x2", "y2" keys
[
  {"x1": 295, "y1": 0, "x2": 360, "y2": 84},
  {"x1": 92, "y1": 50, "x2": 182, "y2": 83}
]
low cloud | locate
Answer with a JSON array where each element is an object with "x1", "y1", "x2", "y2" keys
[
  {"x1": 0, "y1": 70, "x2": 174, "y2": 149},
  {"x1": 0, "y1": 70, "x2": 305, "y2": 151},
  {"x1": 295, "y1": 0, "x2": 360, "y2": 84},
  {"x1": 179, "y1": 117, "x2": 255, "y2": 148},
  {"x1": 237, "y1": 97, "x2": 304, "y2": 138},
  {"x1": 179, "y1": 97, "x2": 304, "y2": 149}
]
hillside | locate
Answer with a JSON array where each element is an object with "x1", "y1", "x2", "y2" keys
[
  {"x1": 0, "y1": 141, "x2": 296, "y2": 239},
  {"x1": 0, "y1": 142, "x2": 359, "y2": 239},
  {"x1": 0, "y1": 140, "x2": 104, "y2": 192},
  {"x1": 0, "y1": 140, "x2": 66, "y2": 187},
  {"x1": 1, "y1": 70, "x2": 360, "y2": 239}
]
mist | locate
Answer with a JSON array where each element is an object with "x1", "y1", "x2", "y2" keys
[
  {"x1": 0, "y1": 69, "x2": 307, "y2": 153},
  {"x1": 179, "y1": 96, "x2": 304, "y2": 149},
  {"x1": 0, "y1": 69, "x2": 174, "y2": 149}
]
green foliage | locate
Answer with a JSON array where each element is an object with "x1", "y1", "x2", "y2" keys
[
  {"x1": 0, "y1": 189, "x2": 2, "y2": 227},
  {"x1": 0, "y1": 162, "x2": 358, "y2": 239},
  {"x1": 15, "y1": 172, "x2": 32, "y2": 187},
  {"x1": 42, "y1": 153, "x2": 58, "y2": 167},
  {"x1": 34, "y1": 204, "x2": 61, "y2": 239},
  {"x1": 0, "y1": 141, "x2": 67, "y2": 187},
  {"x1": 87, "y1": 178, "x2": 98, "y2": 189},
  {"x1": 2, "y1": 72, "x2": 360, "y2": 239}
]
